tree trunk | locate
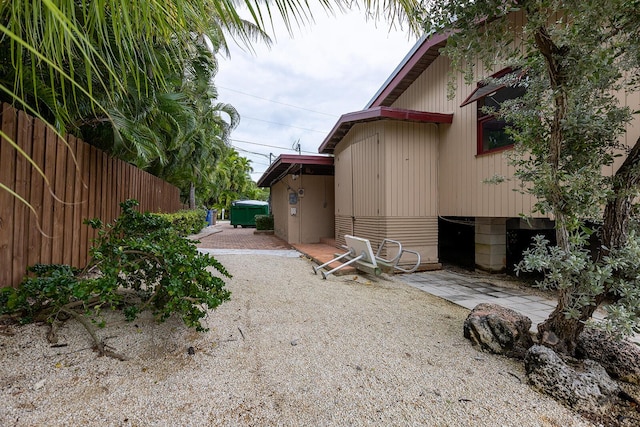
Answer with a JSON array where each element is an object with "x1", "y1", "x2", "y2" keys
[
  {"x1": 189, "y1": 182, "x2": 196, "y2": 209},
  {"x1": 601, "y1": 137, "x2": 640, "y2": 257},
  {"x1": 539, "y1": 137, "x2": 640, "y2": 355},
  {"x1": 532, "y1": 24, "x2": 640, "y2": 355}
]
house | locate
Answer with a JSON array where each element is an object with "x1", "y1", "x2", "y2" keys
[
  {"x1": 257, "y1": 154, "x2": 335, "y2": 245},
  {"x1": 319, "y1": 13, "x2": 640, "y2": 273},
  {"x1": 260, "y1": 11, "x2": 640, "y2": 272}
]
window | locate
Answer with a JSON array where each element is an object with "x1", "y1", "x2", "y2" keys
[{"x1": 461, "y1": 69, "x2": 526, "y2": 155}]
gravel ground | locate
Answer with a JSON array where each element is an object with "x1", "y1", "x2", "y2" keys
[{"x1": 0, "y1": 254, "x2": 593, "y2": 426}]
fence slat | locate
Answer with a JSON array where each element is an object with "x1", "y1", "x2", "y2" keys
[
  {"x1": 62, "y1": 136, "x2": 76, "y2": 265},
  {"x1": 51, "y1": 134, "x2": 68, "y2": 264},
  {"x1": 0, "y1": 104, "x2": 17, "y2": 287},
  {"x1": 27, "y1": 119, "x2": 46, "y2": 268},
  {"x1": 12, "y1": 111, "x2": 32, "y2": 285}
]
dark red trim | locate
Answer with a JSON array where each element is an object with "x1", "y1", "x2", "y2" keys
[
  {"x1": 256, "y1": 154, "x2": 334, "y2": 187},
  {"x1": 318, "y1": 107, "x2": 453, "y2": 154},
  {"x1": 476, "y1": 116, "x2": 514, "y2": 155},
  {"x1": 274, "y1": 154, "x2": 334, "y2": 166},
  {"x1": 461, "y1": 67, "x2": 522, "y2": 107},
  {"x1": 368, "y1": 33, "x2": 450, "y2": 108}
]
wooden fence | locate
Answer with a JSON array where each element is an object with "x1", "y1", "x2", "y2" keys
[{"x1": 0, "y1": 103, "x2": 183, "y2": 288}]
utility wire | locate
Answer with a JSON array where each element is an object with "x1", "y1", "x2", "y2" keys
[
  {"x1": 241, "y1": 115, "x2": 327, "y2": 134},
  {"x1": 232, "y1": 138, "x2": 318, "y2": 155},
  {"x1": 218, "y1": 85, "x2": 338, "y2": 118}
]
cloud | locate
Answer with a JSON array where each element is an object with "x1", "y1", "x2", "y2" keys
[{"x1": 215, "y1": 7, "x2": 418, "y2": 180}]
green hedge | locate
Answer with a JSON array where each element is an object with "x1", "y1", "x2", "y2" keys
[
  {"x1": 255, "y1": 214, "x2": 274, "y2": 231},
  {"x1": 153, "y1": 209, "x2": 207, "y2": 236}
]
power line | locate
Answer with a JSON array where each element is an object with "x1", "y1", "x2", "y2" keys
[
  {"x1": 218, "y1": 85, "x2": 338, "y2": 118},
  {"x1": 241, "y1": 115, "x2": 328, "y2": 134},
  {"x1": 232, "y1": 138, "x2": 317, "y2": 154}
]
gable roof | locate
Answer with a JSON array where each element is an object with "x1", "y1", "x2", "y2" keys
[
  {"x1": 367, "y1": 33, "x2": 449, "y2": 108},
  {"x1": 257, "y1": 154, "x2": 334, "y2": 187},
  {"x1": 317, "y1": 33, "x2": 452, "y2": 155}
]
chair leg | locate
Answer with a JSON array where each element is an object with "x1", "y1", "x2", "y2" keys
[
  {"x1": 313, "y1": 250, "x2": 354, "y2": 275},
  {"x1": 320, "y1": 253, "x2": 365, "y2": 279}
]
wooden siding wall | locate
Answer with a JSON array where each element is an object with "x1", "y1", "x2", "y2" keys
[
  {"x1": 271, "y1": 180, "x2": 289, "y2": 241},
  {"x1": 391, "y1": 12, "x2": 540, "y2": 219},
  {"x1": 382, "y1": 121, "x2": 439, "y2": 217},
  {"x1": 0, "y1": 104, "x2": 182, "y2": 288},
  {"x1": 335, "y1": 215, "x2": 438, "y2": 265},
  {"x1": 351, "y1": 134, "x2": 380, "y2": 216},
  {"x1": 390, "y1": 9, "x2": 640, "y2": 218},
  {"x1": 334, "y1": 122, "x2": 439, "y2": 265}
]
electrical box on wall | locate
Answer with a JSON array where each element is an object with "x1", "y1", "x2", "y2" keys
[
  {"x1": 289, "y1": 192, "x2": 298, "y2": 204},
  {"x1": 290, "y1": 207, "x2": 297, "y2": 216},
  {"x1": 298, "y1": 188, "x2": 305, "y2": 197}
]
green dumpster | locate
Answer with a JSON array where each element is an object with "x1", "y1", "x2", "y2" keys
[{"x1": 230, "y1": 200, "x2": 269, "y2": 228}]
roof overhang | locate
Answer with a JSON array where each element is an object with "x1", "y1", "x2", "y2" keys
[
  {"x1": 318, "y1": 106, "x2": 454, "y2": 154},
  {"x1": 367, "y1": 32, "x2": 449, "y2": 108},
  {"x1": 257, "y1": 154, "x2": 334, "y2": 187},
  {"x1": 460, "y1": 68, "x2": 523, "y2": 107}
]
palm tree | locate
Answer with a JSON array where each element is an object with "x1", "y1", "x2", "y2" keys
[{"x1": 0, "y1": 0, "x2": 420, "y2": 202}]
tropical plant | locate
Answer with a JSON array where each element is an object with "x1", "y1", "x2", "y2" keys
[
  {"x1": 417, "y1": 0, "x2": 640, "y2": 355},
  {"x1": 0, "y1": 200, "x2": 230, "y2": 359},
  {"x1": 201, "y1": 146, "x2": 264, "y2": 212}
]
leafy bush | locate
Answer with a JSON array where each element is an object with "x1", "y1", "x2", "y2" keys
[
  {"x1": 1, "y1": 199, "x2": 231, "y2": 358},
  {"x1": 255, "y1": 214, "x2": 274, "y2": 231},
  {"x1": 153, "y1": 209, "x2": 207, "y2": 236}
]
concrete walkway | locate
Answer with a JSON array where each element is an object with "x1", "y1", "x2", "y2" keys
[{"x1": 396, "y1": 269, "x2": 561, "y2": 332}]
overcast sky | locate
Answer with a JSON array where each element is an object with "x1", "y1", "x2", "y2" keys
[{"x1": 215, "y1": 7, "x2": 419, "y2": 181}]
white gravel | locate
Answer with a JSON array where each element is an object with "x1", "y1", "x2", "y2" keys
[{"x1": 0, "y1": 254, "x2": 593, "y2": 426}]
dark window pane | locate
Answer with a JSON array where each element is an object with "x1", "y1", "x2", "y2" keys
[
  {"x1": 481, "y1": 118, "x2": 513, "y2": 152},
  {"x1": 477, "y1": 75, "x2": 525, "y2": 154}
]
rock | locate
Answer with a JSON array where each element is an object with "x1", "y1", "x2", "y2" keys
[
  {"x1": 463, "y1": 303, "x2": 534, "y2": 358},
  {"x1": 524, "y1": 345, "x2": 620, "y2": 413},
  {"x1": 577, "y1": 328, "x2": 640, "y2": 385}
]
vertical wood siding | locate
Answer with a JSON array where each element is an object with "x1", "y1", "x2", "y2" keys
[
  {"x1": 0, "y1": 104, "x2": 182, "y2": 288},
  {"x1": 389, "y1": 12, "x2": 540, "y2": 219},
  {"x1": 333, "y1": 122, "x2": 439, "y2": 265},
  {"x1": 391, "y1": 50, "x2": 540, "y2": 218},
  {"x1": 382, "y1": 121, "x2": 439, "y2": 217}
]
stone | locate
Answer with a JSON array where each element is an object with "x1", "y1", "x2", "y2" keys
[
  {"x1": 524, "y1": 345, "x2": 620, "y2": 413},
  {"x1": 463, "y1": 303, "x2": 534, "y2": 358},
  {"x1": 577, "y1": 328, "x2": 640, "y2": 385}
]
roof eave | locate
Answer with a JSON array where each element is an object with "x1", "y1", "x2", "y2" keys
[
  {"x1": 256, "y1": 154, "x2": 334, "y2": 187},
  {"x1": 318, "y1": 107, "x2": 453, "y2": 154},
  {"x1": 366, "y1": 32, "x2": 449, "y2": 108}
]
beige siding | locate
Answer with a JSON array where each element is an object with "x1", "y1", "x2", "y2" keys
[
  {"x1": 388, "y1": 9, "x2": 640, "y2": 219},
  {"x1": 382, "y1": 121, "x2": 439, "y2": 217},
  {"x1": 333, "y1": 121, "x2": 440, "y2": 265},
  {"x1": 299, "y1": 175, "x2": 335, "y2": 243},
  {"x1": 351, "y1": 134, "x2": 381, "y2": 216},
  {"x1": 271, "y1": 180, "x2": 289, "y2": 241},
  {"x1": 334, "y1": 143, "x2": 353, "y2": 217},
  {"x1": 335, "y1": 215, "x2": 353, "y2": 247},
  {"x1": 392, "y1": 52, "x2": 540, "y2": 218},
  {"x1": 335, "y1": 215, "x2": 438, "y2": 266},
  {"x1": 390, "y1": 13, "x2": 539, "y2": 219}
]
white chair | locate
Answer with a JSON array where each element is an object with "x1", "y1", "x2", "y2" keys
[{"x1": 313, "y1": 235, "x2": 421, "y2": 279}]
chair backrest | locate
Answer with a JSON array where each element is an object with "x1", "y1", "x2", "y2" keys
[{"x1": 344, "y1": 235, "x2": 377, "y2": 267}]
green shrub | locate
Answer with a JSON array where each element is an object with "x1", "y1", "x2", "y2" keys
[
  {"x1": 255, "y1": 214, "x2": 274, "y2": 231},
  {"x1": 1, "y1": 199, "x2": 231, "y2": 359},
  {"x1": 153, "y1": 209, "x2": 207, "y2": 236}
]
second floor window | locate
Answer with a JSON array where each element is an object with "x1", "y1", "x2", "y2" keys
[{"x1": 461, "y1": 68, "x2": 526, "y2": 155}]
